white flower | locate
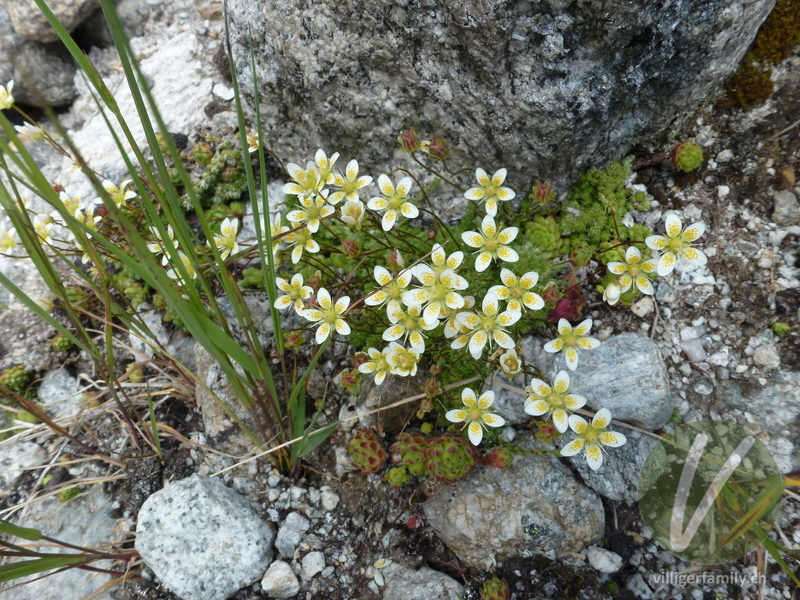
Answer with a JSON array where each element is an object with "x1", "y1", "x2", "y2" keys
[
  {"x1": 383, "y1": 301, "x2": 438, "y2": 352},
  {"x1": 0, "y1": 80, "x2": 13, "y2": 110},
  {"x1": 358, "y1": 347, "x2": 392, "y2": 385},
  {"x1": 102, "y1": 179, "x2": 137, "y2": 208},
  {"x1": 463, "y1": 167, "x2": 516, "y2": 217},
  {"x1": 606, "y1": 246, "x2": 657, "y2": 296},
  {"x1": 33, "y1": 215, "x2": 52, "y2": 245},
  {"x1": 451, "y1": 292, "x2": 520, "y2": 359},
  {"x1": 488, "y1": 268, "x2": 544, "y2": 313},
  {"x1": 286, "y1": 193, "x2": 335, "y2": 234},
  {"x1": 302, "y1": 288, "x2": 350, "y2": 344},
  {"x1": 543, "y1": 318, "x2": 600, "y2": 371},
  {"x1": 246, "y1": 131, "x2": 259, "y2": 154},
  {"x1": 498, "y1": 347, "x2": 522, "y2": 377},
  {"x1": 445, "y1": 387, "x2": 505, "y2": 446},
  {"x1": 329, "y1": 159, "x2": 372, "y2": 204},
  {"x1": 313, "y1": 148, "x2": 339, "y2": 186},
  {"x1": 209, "y1": 217, "x2": 240, "y2": 259},
  {"x1": 385, "y1": 342, "x2": 421, "y2": 377},
  {"x1": 274, "y1": 273, "x2": 313, "y2": 315},
  {"x1": 14, "y1": 122, "x2": 45, "y2": 142},
  {"x1": 364, "y1": 265, "x2": 413, "y2": 308},
  {"x1": 367, "y1": 174, "x2": 418, "y2": 231},
  {"x1": 645, "y1": 213, "x2": 707, "y2": 276},
  {"x1": 147, "y1": 225, "x2": 179, "y2": 265},
  {"x1": 561, "y1": 408, "x2": 627, "y2": 471},
  {"x1": 461, "y1": 215, "x2": 519, "y2": 272},
  {"x1": 402, "y1": 244, "x2": 469, "y2": 325},
  {"x1": 166, "y1": 251, "x2": 198, "y2": 283},
  {"x1": 340, "y1": 199, "x2": 366, "y2": 228},
  {"x1": 524, "y1": 370, "x2": 587, "y2": 433},
  {"x1": 0, "y1": 220, "x2": 17, "y2": 255},
  {"x1": 283, "y1": 161, "x2": 323, "y2": 201}
]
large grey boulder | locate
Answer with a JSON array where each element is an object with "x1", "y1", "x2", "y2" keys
[
  {"x1": 227, "y1": 0, "x2": 773, "y2": 189},
  {"x1": 0, "y1": 0, "x2": 98, "y2": 43},
  {"x1": 423, "y1": 455, "x2": 604, "y2": 568},
  {"x1": 135, "y1": 475, "x2": 274, "y2": 600},
  {"x1": 0, "y1": 6, "x2": 77, "y2": 107},
  {"x1": 562, "y1": 333, "x2": 675, "y2": 430}
]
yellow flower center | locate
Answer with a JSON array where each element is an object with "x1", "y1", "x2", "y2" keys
[
  {"x1": 469, "y1": 408, "x2": 483, "y2": 422},
  {"x1": 584, "y1": 429, "x2": 600, "y2": 444},
  {"x1": 564, "y1": 334, "x2": 579, "y2": 347},
  {"x1": 323, "y1": 307, "x2": 339, "y2": 324},
  {"x1": 481, "y1": 315, "x2": 497, "y2": 333},
  {"x1": 484, "y1": 238, "x2": 499, "y2": 252},
  {"x1": 342, "y1": 179, "x2": 357, "y2": 194},
  {"x1": 669, "y1": 238, "x2": 685, "y2": 253}
]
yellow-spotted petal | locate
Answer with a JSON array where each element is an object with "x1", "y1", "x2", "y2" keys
[
  {"x1": 564, "y1": 347, "x2": 580, "y2": 370},
  {"x1": 592, "y1": 407, "x2": 612, "y2": 429},
  {"x1": 475, "y1": 167, "x2": 490, "y2": 186},
  {"x1": 395, "y1": 177, "x2": 413, "y2": 197},
  {"x1": 573, "y1": 318, "x2": 592, "y2": 336},
  {"x1": 557, "y1": 319, "x2": 572, "y2": 335},
  {"x1": 461, "y1": 387, "x2": 477, "y2": 407},
  {"x1": 496, "y1": 246, "x2": 519, "y2": 262},
  {"x1": 335, "y1": 296, "x2": 350, "y2": 312},
  {"x1": 462, "y1": 231, "x2": 484, "y2": 248},
  {"x1": 496, "y1": 186, "x2": 515, "y2": 201},
  {"x1": 568, "y1": 414, "x2": 589, "y2": 434},
  {"x1": 464, "y1": 187, "x2": 485, "y2": 201},
  {"x1": 519, "y1": 271, "x2": 539, "y2": 288},
  {"x1": 552, "y1": 371, "x2": 570, "y2": 393},
  {"x1": 564, "y1": 394, "x2": 587, "y2": 410},
  {"x1": 560, "y1": 437, "x2": 585, "y2": 457},
  {"x1": 500, "y1": 268, "x2": 517, "y2": 287},
  {"x1": 481, "y1": 215, "x2": 497, "y2": 237},
  {"x1": 477, "y1": 391, "x2": 494, "y2": 409},
  {"x1": 335, "y1": 319, "x2": 351, "y2": 336},
  {"x1": 482, "y1": 412, "x2": 504, "y2": 427},
  {"x1": 497, "y1": 227, "x2": 518, "y2": 244},
  {"x1": 382, "y1": 210, "x2": 398, "y2": 231},
  {"x1": 646, "y1": 235, "x2": 668, "y2": 250},
  {"x1": 657, "y1": 252, "x2": 677, "y2": 276},
  {"x1": 523, "y1": 292, "x2": 544, "y2": 311},
  {"x1": 608, "y1": 262, "x2": 627, "y2": 275},
  {"x1": 485, "y1": 198, "x2": 498, "y2": 216},
  {"x1": 585, "y1": 442, "x2": 604, "y2": 471},
  {"x1": 315, "y1": 323, "x2": 332, "y2": 344},
  {"x1": 525, "y1": 398, "x2": 550, "y2": 416},
  {"x1": 665, "y1": 213, "x2": 683, "y2": 238},
  {"x1": 468, "y1": 331, "x2": 489, "y2": 358},
  {"x1": 635, "y1": 275, "x2": 654, "y2": 295},
  {"x1": 317, "y1": 288, "x2": 332, "y2": 308},
  {"x1": 682, "y1": 247, "x2": 707, "y2": 265},
  {"x1": 475, "y1": 252, "x2": 493, "y2": 272},
  {"x1": 446, "y1": 409, "x2": 467, "y2": 423},
  {"x1": 368, "y1": 197, "x2": 389, "y2": 210},
  {"x1": 682, "y1": 221, "x2": 706, "y2": 242},
  {"x1": 528, "y1": 378, "x2": 551, "y2": 397},
  {"x1": 468, "y1": 421, "x2": 484, "y2": 446},
  {"x1": 401, "y1": 202, "x2": 419, "y2": 218},
  {"x1": 577, "y1": 337, "x2": 600, "y2": 350},
  {"x1": 552, "y1": 409, "x2": 570, "y2": 433},
  {"x1": 383, "y1": 324, "x2": 404, "y2": 341},
  {"x1": 493, "y1": 330, "x2": 515, "y2": 349},
  {"x1": 543, "y1": 338, "x2": 563, "y2": 352},
  {"x1": 599, "y1": 431, "x2": 627, "y2": 447},
  {"x1": 377, "y1": 174, "x2": 395, "y2": 196}
]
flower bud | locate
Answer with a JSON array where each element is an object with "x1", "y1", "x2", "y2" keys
[
  {"x1": 397, "y1": 128, "x2": 422, "y2": 152},
  {"x1": 541, "y1": 281, "x2": 559, "y2": 305},
  {"x1": 341, "y1": 238, "x2": 360, "y2": 258},
  {"x1": 421, "y1": 133, "x2": 449, "y2": 160},
  {"x1": 307, "y1": 269, "x2": 323, "y2": 291},
  {"x1": 602, "y1": 281, "x2": 622, "y2": 306},
  {"x1": 387, "y1": 248, "x2": 405, "y2": 270},
  {"x1": 531, "y1": 180, "x2": 556, "y2": 205}
]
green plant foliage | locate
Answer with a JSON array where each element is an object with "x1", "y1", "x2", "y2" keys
[
  {"x1": 0, "y1": 366, "x2": 31, "y2": 394},
  {"x1": 383, "y1": 466, "x2": 410, "y2": 488},
  {"x1": 556, "y1": 157, "x2": 651, "y2": 252},
  {"x1": 725, "y1": 56, "x2": 775, "y2": 109},
  {"x1": 57, "y1": 487, "x2": 80, "y2": 502},
  {"x1": 347, "y1": 429, "x2": 388, "y2": 475},
  {"x1": 50, "y1": 334, "x2": 73, "y2": 352},
  {"x1": 424, "y1": 434, "x2": 476, "y2": 481},
  {"x1": 672, "y1": 142, "x2": 704, "y2": 173}
]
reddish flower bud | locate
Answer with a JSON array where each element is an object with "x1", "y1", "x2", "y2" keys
[
  {"x1": 352, "y1": 352, "x2": 369, "y2": 369},
  {"x1": 387, "y1": 248, "x2": 405, "y2": 270},
  {"x1": 398, "y1": 128, "x2": 422, "y2": 152},
  {"x1": 342, "y1": 238, "x2": 360, "y2": 258},
  {"x1": 427, "y1": 228, "x2": 437, "y2": 240},
  {"x1": 531, "y1": 180, "x2": 556, "y2": 204},
  {"x1": 541, "y1": 281, "x2": 559, "y2": 305},
  {"x1": 421, "y1": 133, "x2": 450, "y2": 160}
]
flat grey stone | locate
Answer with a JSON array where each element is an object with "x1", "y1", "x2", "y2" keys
[{"x1": 135, "y1": 475, "x2": 274, "y2": 600}]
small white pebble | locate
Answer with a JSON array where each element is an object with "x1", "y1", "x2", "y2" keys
[{"x1": 717, "y1": 185, "x2": 730, "y2": 198}]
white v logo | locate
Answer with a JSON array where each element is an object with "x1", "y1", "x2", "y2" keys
[{"x1": 669, "y1": 433, "x2": 755, "y2": 553}]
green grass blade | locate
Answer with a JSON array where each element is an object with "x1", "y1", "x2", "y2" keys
[{"x1": 0, "y1": 556, "x2": 87, "y2": 583}]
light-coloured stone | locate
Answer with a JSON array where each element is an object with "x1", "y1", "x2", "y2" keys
[
  {"x1": 261, "y1": 560, "x2": 300, "y2": 598},
  {"x1": 0, "y1": 441, "x2": 46, "y2": 490},
  {"x1": 135, "y1": 475, "x2": 274, "y2": 600},
  {"x1": 382, "y1": 564, "x2": 463, "y2": 600},
  {"x1": 2, "y1": 488, "x2": 120, "y2": 600},
  {"x1": 772, "y1": 189, "x2": 800, "y2": 226},
  {"x1": 37, "y1": 368, "x2": 84, "y2": 419},
  {"x1": 275, "y1": 511, "x2": 310, "y2": 558},
  {"x1": 753, "y1": 344, "x2": 781, "y2": 369},
  {"x1": 586, "y1": 546, "x2": 624, "y2": 573},
  {"x1": 301, "y1": 551, "x2": 325, "y2": 578},
  {"x1": 423, "y1": 455, "x2": 604, "y2": 568},
  {"x1": 1, "y1": 0, "x2": 99, "y2": 42},
  {"x1": 563, "y1": 333, "x2": 675, "y2": 430}
]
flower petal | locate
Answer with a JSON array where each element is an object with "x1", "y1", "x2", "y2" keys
[
  {"x1": 446, "y1": 409, "x2": 467, "y2": 423},
  {"x1": 665, "y1": 213, "x2": 683, "y2": 238},
  {"x1": 682, "y1": 221, "x2": 706, "y2": 243},
  {"x1": 552, "y1": 409, "x2": 569, "y2": 433},
  {"x1": 592, "y1": 407, "x2": 612, "y2": 429},
  {"x1": 477, "y1": 391, "x2": 495, "y2": 409},
  {"x1": 560, "y1": 438, "x2": 585, "y2": 457},
  {"x1": 585, "y1": 442, "x2": 604, "y2": 471},
  {"x1": 543, "y1": 338, "x2": 563, "y2": 352},
  {"x1": 482, "y1": 412, "x2": 505, "y2": 427},
  {"x1": 524, "y1": 398, "x2": 550, "y2": 416},
  {"x1": 468, "y1": 422, "x2": 484, "y2": 446},
  {"x1": 599, "y1": 431, "x2": 627, "y2": 448}
]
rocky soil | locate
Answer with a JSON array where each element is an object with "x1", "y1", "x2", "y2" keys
[{"x1": 0, "y1": 1, "x2": 798, "y2": 600}]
